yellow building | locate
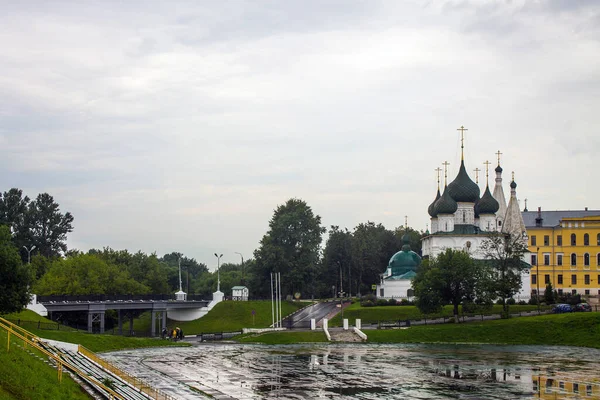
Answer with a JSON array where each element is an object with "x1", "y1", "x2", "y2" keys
[{"x1": 523, "y1": 209, "x2": 600, "y2": 298}]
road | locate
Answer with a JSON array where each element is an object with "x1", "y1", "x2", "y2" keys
[{"x1": 283, "y1": 301, "x2": 340, "y2": 329}]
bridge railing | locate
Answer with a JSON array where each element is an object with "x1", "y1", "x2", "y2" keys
[{"x1": 37, "y1": 294, "x2": 208, "y2": 303}]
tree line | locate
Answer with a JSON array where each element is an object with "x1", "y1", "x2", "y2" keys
[{"x1": 4, "y1": 190, "x2": 531, "y2": 318}]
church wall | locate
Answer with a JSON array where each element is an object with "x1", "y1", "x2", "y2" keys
[
  {"x1": 455, "y1": 202, "x2": 476, "y2": 225},
  {"x1": 438, "y1": 214, "x2": 454, "y2": 232}
]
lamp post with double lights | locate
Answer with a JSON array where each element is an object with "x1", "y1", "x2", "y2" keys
[
  {"x1": 214, "y1": 253, "x2": 223, "y2": 292},
  {"x1": 23, "y1": 245, "x2": 36, "y2": 264}
]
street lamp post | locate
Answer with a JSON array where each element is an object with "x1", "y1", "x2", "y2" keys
[
  {"x1": 235, "y1": 252, "x2": 244, "y2": 284},
  {"x1": 536, "y1": 247, "x2": 540, "y2": 313},
  {"x1": 214, "y1": 253, "x2": 223, "y2": 292},
  {"x1": 23, "y1": 245, "x2": 36, "y2": 264},
  {"x1": 178, "y1": 257, "x2": 183, "y2": 292}
]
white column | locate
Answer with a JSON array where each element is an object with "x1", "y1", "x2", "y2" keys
[
  {"x1": 356, "y1": 319, "x2": 362, "y2": 329},
  {"x1": 343, "y1": 319, "x2": 348, "y2": 330},
  {"x1": 323, "y1": 318, "x2": 328, "y2": 330},
  {"x1": 310, "y1": 319, "x2": 316, "y2": 330}
]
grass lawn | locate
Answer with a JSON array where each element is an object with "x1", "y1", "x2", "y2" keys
[
  {"x1": 329, "y1": 302, "x2": 552, "y2": 326},
  {"x1": 237, "y1": 331, "x2": 329, "y2": 344},
  {"x1": 366, "y1": 312, "x2": 600, "y2": 348},
  {"x1": 237, "y1": 313, "x2": 600, "y2": 349},
  {"x1": 0, "y1": 329, "x2": 91, "y2": 400},
  {"x1": 2, "y1": 310, "x2": 187, "y2": 353},
  {"x1": 134, "y1": 300, "x2": 307, "y2": 335}
]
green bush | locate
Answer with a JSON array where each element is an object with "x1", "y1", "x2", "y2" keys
[
  {"x1": 376, "y1": 299, "x2": 389, "y2": 307},
  {"x1": 361, "y1": 300, "x2": 375, "y2": 307},
  {"x1": 388, "y1": 299, "x2": 397, "y2": 306},
  {"x1": 507, "y1": 298, "x2": 516, "y2": 305}
]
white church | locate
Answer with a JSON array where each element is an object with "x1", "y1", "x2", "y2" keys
[{"x1": 377, "y1": 129, "x2": 531, "y2": 301}]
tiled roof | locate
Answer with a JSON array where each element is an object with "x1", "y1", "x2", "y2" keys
[{"x1": 522, "y1": 210, "x2": 600, "y2": 228}]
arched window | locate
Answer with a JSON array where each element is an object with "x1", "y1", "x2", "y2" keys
[
  {"x1": 597, "y1": 233, "x2": 600, "y2": 245},
  {"x1": 597, "y1": 253, "x2": 600, "y2": 266},
  {"x1": 571, "y1": 233, "x2": 577, "y2": 246},
  {"x1": 571, "y1": 253, "x2": 577, "y2": 266},
  {"x1": 584, "y1": 253, "x2": 590, "y2": 266},
  {"x1": 463, "y1": 210, "x2": 466, "y2": 223},
  {"x1": 584, "y1": 233, "x2": 589, "y2": 246}
]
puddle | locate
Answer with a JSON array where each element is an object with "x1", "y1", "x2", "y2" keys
[{"x1": 104, "y1": 343, "x2": 600, "y2": 399}]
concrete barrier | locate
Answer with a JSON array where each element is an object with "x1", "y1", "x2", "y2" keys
[
  {"x1": 322, "y1": 318, "x2": 331, "y2": 341},
  {"x1": 353, "y1": 327, "x2": 367, "y2": 341}
]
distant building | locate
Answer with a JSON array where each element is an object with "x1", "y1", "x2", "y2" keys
[
  {"x1": 380, "y1": 128, "x2": 531, "y2": 300},
  {"x1": 231, "y1": 286, "x2": 249, "y2": 301},
  {"x1": 376, "y1": 234, "x2": 421, "y2": 299},
  {"x1": 523, "y1": 208, "x2": 600, "y2": 297}
]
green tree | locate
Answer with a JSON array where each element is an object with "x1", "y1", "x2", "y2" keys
[
  {"x1": 322, "y1": 226, "x2": 353, "y2": 297},
  {"x1": 413, "y1": 248, "x2": 485, "y2": 318},
  {"x1": 544, "y1": 283, "x2": 555, "y2": 304},
  {"x1": 253, "y1": 198, "x2": 325, "y2": 299},
  {"x1": 480, "y1": 233, "x2": 530, "y2": 314},
  {"x1": 0, "y1": 226, "x2": 31, "y2": 314},
  {"x1": 33, "y1": 254, "x2": 150, "y2": 295},
  {"x1": 160, "y1": 252, "x2": 208, "y2": 293},
  {"x1": 26, "y1": 193, "x2": 74, "y2": 258},
  {"x1": 351, "y1": 222, "x2": 400, "y2": 296}
]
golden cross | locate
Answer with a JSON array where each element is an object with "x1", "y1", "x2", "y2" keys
[
  {"x1": 457, "y1": 126, "x2": 468, "y2": 160},
  {"x1": 524, "y1": 198, "x2": 528, "y2": 211},
  {"x1": 483, "y1": 160, "x2": 491, "y2": 185},
  {"x1": 496, "y1": 150, "x2": 502, "y2": 166},
  {"x1": 442, "y1": 161, "x2": 450, "y2": 186},
  {"x1": 511, "y1": 171, "x2": 515, "y2": 182},
  {"x1": 435, "y1": 167, "x2": 442, "y2": 189},
  {"x1": 473, "y1": 167, "x2": 480, "y2": 184},
  {"x1": 405, "y1": 216, "x2": 408, "y2": 230}
]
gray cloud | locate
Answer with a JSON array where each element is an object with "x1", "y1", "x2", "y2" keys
[{"x1": 1, "y1": 1, "x2": 599, "y2": 266}]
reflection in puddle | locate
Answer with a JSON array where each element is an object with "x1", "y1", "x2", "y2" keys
[{"x1": 105, "y1": 343, "x2": 600, "y2": 399}]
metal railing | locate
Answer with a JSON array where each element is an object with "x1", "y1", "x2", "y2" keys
[
  {"x1": 0, "y1": 317, "x2": 124, "y2": 399},
  {"x1": 79, "y1": 345, "x2": 176, "y2": 400},
  {"x1": 37, "y1": 294, "x2": 208, "y2": 303}
]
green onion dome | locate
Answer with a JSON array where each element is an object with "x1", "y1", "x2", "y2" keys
[
  {"x1": 387, "y1": 234, "x2": 421, "y2": 277},
  {"x1": 433, "y1": 186, "x2": 458, "y2": 215},
  {"x1": 478, "y1": 185, "x2": 499, "y2": 214},
  {"x1": 428, "y1": 189, "x2": 441, "y2": 217},
  {"x1": 510, "y1": 180, "x2": 517, "y2": 189},
  {"x1": 495, "y1": 164, "x2": 503, "y2": 173},
  {"x1": 447, "y1": 160, "x2": 480, "y2": 203}
]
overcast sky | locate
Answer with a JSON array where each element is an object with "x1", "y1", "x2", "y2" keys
[{"x1": 1, "y1": 1, "x2": 599, "y2": 269}]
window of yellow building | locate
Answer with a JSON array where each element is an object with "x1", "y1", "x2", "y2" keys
[
  {"x1": 571, "y1": 234, "x2": 576, "y2": 246},
  {"x1": 584, "y1": 233, "x2": 589, "y2": 246},
  {"x1": 557, "y1": 235, "x2": 562, "y2": 246}
]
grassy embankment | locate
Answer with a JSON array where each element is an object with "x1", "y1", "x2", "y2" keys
[
  {"x1": 0, "y1": 322, "x2": 91, "y2": 400},
  {"x1": 2, "y1": 310, "x2": 187, "y2": 353},
  {"x1": 133, "y1": 300, "x2": 306, "y2": 335},
  {"x1": 240, "y1": 312, "x2": 600, "y2": 348},
  {"x1": 328, "y1": 302, "x2": 552, "y2": 326}
]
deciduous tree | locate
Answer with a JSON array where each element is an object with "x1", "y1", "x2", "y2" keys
[
  {"x1": 253, "y1": 198, "x2": 325, "y2": 299},
  {"x1": 0, "y1": 225, "x2": 31, "y2": 313}
]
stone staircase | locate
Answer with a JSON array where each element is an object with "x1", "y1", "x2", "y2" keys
[{"x1": 328, "y1": 329, "x2": 364, "y2": 342}]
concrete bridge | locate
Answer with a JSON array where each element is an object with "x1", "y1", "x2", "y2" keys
[{"x1": 36, "y1": 295, "x2": 210, "y2": 336}]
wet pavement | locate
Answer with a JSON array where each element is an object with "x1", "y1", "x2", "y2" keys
[{"x1": 103, "y1": 343, "x2": 600, "y2": 399}]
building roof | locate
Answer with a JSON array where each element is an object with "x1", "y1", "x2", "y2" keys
[
  {"x1": 522, "y1": 210, "x2": 600, "y2": 228},
  {"x1": 447, "y1": 160, "x2": 480, "y2": 203},
  {"x1": 231, "y1": 286, "x2": 248, "y2": 290}
]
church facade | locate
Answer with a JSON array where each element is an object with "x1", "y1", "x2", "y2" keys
[{"x1": 377, "y1": 130, "x2": 531, "y2": 301}]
